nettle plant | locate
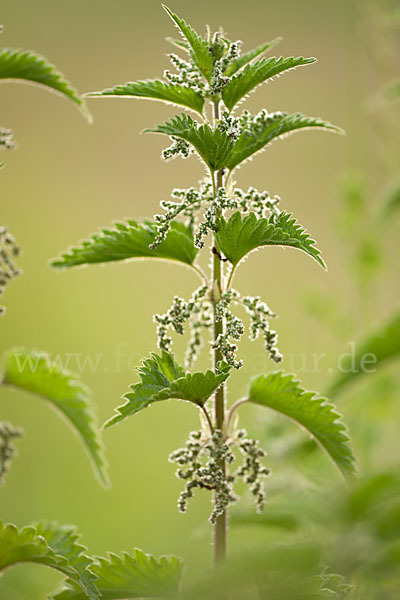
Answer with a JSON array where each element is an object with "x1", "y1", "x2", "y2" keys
[{"x1": 52, "y1": 6, "x2": 356, "y2": 566}]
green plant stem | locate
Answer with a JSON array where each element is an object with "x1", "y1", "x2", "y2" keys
[
  {"x1": 212, "y1": 97, "x2": 227, "y2": 566},
  {"x1": 226, "y1": 398, "x2": 249, "y2": 432}
]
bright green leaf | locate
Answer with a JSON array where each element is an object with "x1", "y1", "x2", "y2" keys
[
  {"x1": 0, "y1": 48, "x2": 90, "y2": 121},
  {"x1": 86, "y1": 79, "x2": 204, "y2": 116},
  {"x1": 105, "y1": 351, "x2": 230, "y2": 428},
  {"x1": 222, "y1": 56, "x2": 316, "y2": 111},
  {"x1": 328, "y1": 313, "x2": 400, "y2": 397},
  {"x1": 145, "y1": 113, "x2": 234, "y2": 171},
  {"x1": 227, "y1": 112, "x2": 343, "y2": 170},
  {"x1": 1, "y1": 349, "x2": 109, "y2": 488},
  {"x1": 50, "y1": 220, "x2": 198, "y2": 269},
  {"x1": 0, "y1": 520, "x2": 99, "y2": 600},
  {"x1": 53, "y1": 548, "x2": 183, "y2": 600},
  {"x1": 224, "y1": 38, "x2": 282, "y2": 76},
  {"x1": 162, "y1": 5, "x2": 213, "y2": 82},
  {"x1": 215, "y1": 211, "x2": 326, "y2": 269},
  {"x1": 249, "y1": 371, "x2": 356, "y2": 479}
]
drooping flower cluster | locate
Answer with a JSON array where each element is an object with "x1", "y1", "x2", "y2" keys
[
  {"x1": 0, "y1": 226, "x2": 21, "y2": 316},
  {"x1": 242, "y1": 295, "x2": 282, "y2": 363},
  {"x1": 212, "y1": 289, "x2": 281, "y2": 368},
  {"x1": 0, "y1": 422, "x2": 23, "y2": 485},
  {"x1": 0, "y1": 127, "x2": 16, "y2": 152},
  {"x1": 150, "y1": 181, "x2": 214, "y2": 249},
  {"x1": 154, "y1": 285, "x2": 210, "y2": 359},
  {"x1": 0, "y1": 127, "x2": 16, "y2": 168},
  {"x1": 213, "y1": 289, "x2": 244, "y2": 369},
  {"x1": 164, "y1": 53, "x2": 206, "y2": 94},
  {"x1": 169, "y1": 426, "x2": 269, "y2": 523},
  {"x1": 161, "y1": 136, "x2": 192, "y2": 162}
]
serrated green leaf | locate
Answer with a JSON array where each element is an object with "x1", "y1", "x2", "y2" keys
[
  {"x1": 145, "y1": 113, "x2": 234, "y2": 171},
  {"x1": 162, "y1": 5, "x2": 213, "y2": 82},
  {"x1": 86, "y1": 79, "x2": 204, "y2": 116},
  {"x1": 50, "y1": 220, "x2": 198, "y2": 269},
  {"x1": 0, "y1": 520, "x2": 99, "y2": 600},
  {"x1": 52, "y1": 548, "x2": 183, "y2": 600},
  {"x1": 1, "y1": 349, "x2": 109, "y2": 488},
  {"x1": 224, "y1": 38, "x2": 282, "y2": 76},
  {"x1": 105, "y1": 351, "x2": 230, "y2": 428},
  {"x1": 215, "y1": 211, "x2": 326, "y2": 269},
  {"x1": 34, "y1": 522, "x2": 99, "y2": 600},
  {"x1": 328, "y1": 313, "x2": 400, "y2": 397},
  {"x1": 0, "y1": 48, "x2": 90, "y2": 121},
  {"x1": 249, "y1": 371, "x2": 356, "y2": 479},
  {"x1": 222, "y1": 56, "x2": 316, "y2": 111},
  {"x1": 227, "y1": 112, "x2": 343, "y2": 170}
]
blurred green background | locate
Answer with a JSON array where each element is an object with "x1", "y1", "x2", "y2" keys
[{"x1": 1, "y1": 0, "x2": 399, "y2": 597}]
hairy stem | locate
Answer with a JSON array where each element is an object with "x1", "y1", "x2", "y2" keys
[{"x1": 212, "y1": 97, "x2": 227, "y2": 566}]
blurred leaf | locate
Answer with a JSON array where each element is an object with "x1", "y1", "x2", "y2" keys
[
  {"x1": 86, "y1": 79, "x2": 204, "y2": 115},
  {"x1": 50, "y1": 220, "x2": 198, "y2": 269},
  {"x1": 353, "y1": 234, "x2": 382, "y2": 282},
  {"x1": 222, "y1": 56, "x2": 316, "y2": 111},
  {"x1": 0, "y1": 48, "x2": 89, "y2": 120},
  {"x1": 335, "y1": 172, "x2": 366, "y2": 236},
  {"x1": 0, "y1": 520, "x2": 98, "y2": 599},
  {"x1": 215, "y1": 211, "x2": 326, "y2": 269},
  {"x1": 224, "y1": 38, "x2": 282, "y2": 76},
  {"x1": 328, "y1": 313, "x2": 400, "y2": 397},
  {"x1": 381, "y1": 180, "x2": 400, "y2": 222},
  {"x1": 105, "y1": 352, "x2": 230, "y2": 428},
  {"x1": 162, "y1": 5, "x2": 213, "y2": 81},
  {"x1": 318, "y1": 570, "x2": 352, "y2": 599},
  {"x1": 249, "y1": 371, "x2": 356, "y2": 479},
  {"x1": 231, "y1": 509, "x2": 300, "y2": 531},
  {"x1": 226, "y1": 112, "x2": 343, "y2": 170},
  {"x1": 145, "y1": 113, "x2": 234, "y2": 171},
  {"x1": 53, "y1": 548, "x2": 183, "y2": 599},
  {"x1": 1, "y1": 348, "x2": 109, "y2": 488}
]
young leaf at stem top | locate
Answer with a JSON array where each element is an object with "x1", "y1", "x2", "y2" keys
[
  {"x1": 0, "y1": 48, "x2": 90, "y2": 121},
  {"x1": 215, "y1": 211, "x2": 326, "y2": 270},
  {"x1": 162, "y1": 5, "x2": 214, "y2": 82},
  {"x1": 104, "y1": 351, "x2": 231, "y2": 428},
  {"x1": 0, "y1": 348, "x2": 109, "y2": 488},
  {"x1": 248, "y1": 371, "x2": 356, "y2": 480}
]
